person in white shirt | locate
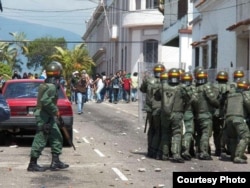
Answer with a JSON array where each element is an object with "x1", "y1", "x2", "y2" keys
[{"x1": 131, "y1": 72, "x2": 138, "y2": 102}]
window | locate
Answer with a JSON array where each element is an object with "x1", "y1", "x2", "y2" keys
[
  {"x1": 195, "y1": 47, "x2": 200, "y2": 67},
  {"x1": 146, "y1": 0, "x2": 158, "y2": 9},
  {"x1": 143, "y1": 39, "x2": 158, "y2": 63},
  {"x1": 178, "y1": 0, "x2": 188, "y2": 19},
  {"x1": 202, "y1": 45, "x2": 208, "y2": 69},
  {"x1": 211, "y1": 38, "x2": 218, "y2": 69},
  {"x1": 135, "y1": 0, "x2": 141, "y2": 10}
]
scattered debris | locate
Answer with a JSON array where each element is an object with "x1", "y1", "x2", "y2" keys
[
  {"x1": 153, "y1": 184, "x2": 165, "y2": 188},
  {"x1": 9, "y1": 145, "x2": 18, "y2": 148},
  {"x1": 138, "y1": 168, "x2": 146, "y2": 172},
  {"x1": 154, "y1": 168, "x2": 161, "y2": 172}
]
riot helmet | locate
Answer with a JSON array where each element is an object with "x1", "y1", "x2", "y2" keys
[
  {"x1": 181, "y1": 72, "x2": 193, "y2": 86},
  {"x1": 153, "y1": 64, "x2": 165, "y2": 78},
  {"x1": 45, "y1": 61, "x2": 63, "y2": 79},
  {"x1": 195, "y1": 69, "x2": 208, "y2": 85},
  {"x1": 236, "y1": 78, "x2": 249, "y2": 91},
  {"x1": 178, "y1": 68, "x2": 185, "y2": 76},
  {"x1": 233, "y1": 70, "x2": 244, "y2": 82},
  {"x1": 168, "y1": 68, "x2": 180, "y2": 84},
  {"x1": 160, "y1": 71, "x2": 168, "y2": 83},
  {"x1": 193, "y1": 66, "x2": 204, "y2": 76},
  {"x1": 216, "y1": 71, "x2": 228, "y2": 83}
]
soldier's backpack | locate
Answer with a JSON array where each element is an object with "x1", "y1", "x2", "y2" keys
[{"x1": 161, "y1": 84, "x2": 178, "y2": 116}]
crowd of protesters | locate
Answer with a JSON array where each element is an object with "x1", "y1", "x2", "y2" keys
[{"x1": 69, "y1": 69, "x2": 139, "y2": 109}]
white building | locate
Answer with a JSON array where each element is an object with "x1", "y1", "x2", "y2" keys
[
  {"x1": 161, "y1": 0, "x2": 194, "y2": 72},
  {"x1": 191, "y1": 0, "x2": 250, "y2": 80},
  {"x1": 82, "y1": 0, "x2": 179, "y2": 76}
]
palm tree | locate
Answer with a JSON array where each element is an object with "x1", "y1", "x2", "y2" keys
[
  {"x1": 51, "y1": 44, "x2": 95, "y2": 83},
  {"x1": 0, "y1": 41, "x2": 18, "y2": 69}
]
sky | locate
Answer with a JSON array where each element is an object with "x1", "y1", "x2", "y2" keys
[
  {"x1": 0, "y1": 0, "x2": 99, "y2": 74},
  {"x1": 0, "y1": 0, "x2": 98, "y2": 36}
]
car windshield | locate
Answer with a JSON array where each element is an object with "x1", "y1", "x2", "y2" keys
[{"x1": 3, "y1": 82, "x2": 65, "y2": 99}]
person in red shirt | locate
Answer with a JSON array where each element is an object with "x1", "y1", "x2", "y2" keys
[{"x1": 122, "y1": 73, "x2": 131, "y2": 103}]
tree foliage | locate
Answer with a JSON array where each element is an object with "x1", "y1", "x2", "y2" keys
[
  {"x1": 50, "y1": 43, "x2": 96, "y2": 90},
  {"x1": 0, "y1": 62, "x2": 12, "y2": 79},
  {"x1": 26, "y1": 37, "x2": 66, "y2": 71}
]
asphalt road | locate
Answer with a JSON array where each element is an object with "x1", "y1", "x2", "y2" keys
[{"x1": 0, "y1": 100, "x2": 250, "y2": 188}]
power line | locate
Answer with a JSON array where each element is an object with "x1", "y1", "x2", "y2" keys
[{"x1": 0, "y1": 40, "x2": 145, "y2": 44}]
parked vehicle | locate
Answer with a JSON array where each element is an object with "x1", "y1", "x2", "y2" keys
[{"x1": 0, "y1": 79, "x2": 73, "y2": 144}]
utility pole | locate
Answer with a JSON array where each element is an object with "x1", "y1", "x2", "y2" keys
[{"x1": 0, "y1": 0, "x2": 2, "y2": 12}]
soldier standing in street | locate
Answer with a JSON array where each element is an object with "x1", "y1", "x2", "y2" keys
[
  {"x1": 193, "y1": 69, "x2": 219, "y2": 160},
  {"x1": 224, "y1": 79, "x2": 250, "y2": 163},
  {"x1": 180, "y1": 72, "x2": 196, "y2": 160},
  {"x1": 212, "y1": 71, "x2": 231, "y2": 156},
  {"x1": 154, "y1": 68, "x2": 197, "y2": 163},
  {"x1": 140, "y1": 64, "x2": 165, "y2": 158},
  {"x1": 27, "y1": 61, "x2": 69, "y2": 172}
]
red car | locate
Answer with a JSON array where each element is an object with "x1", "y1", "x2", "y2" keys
[{"x1": 0, "y1": 79, "x2": 73, "y2": 144}]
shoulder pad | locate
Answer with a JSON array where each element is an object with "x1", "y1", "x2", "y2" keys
[{"x1": 147, "y1": 77, "x2": 157, "y2": 84}]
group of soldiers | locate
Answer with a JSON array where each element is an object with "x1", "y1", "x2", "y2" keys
[{"x1": 140, "y1": 64, "x2": 250, "y2": 164}]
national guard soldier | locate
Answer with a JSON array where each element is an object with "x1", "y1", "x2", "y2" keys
[
  {"x1": 140, "y1": 63, "x2": 165, "y2": 158},
  {"x1": 154, "y1": 68, "x2": 197, "y2": 163},
  {"x1": 224, "y1": 79, "x2": 250, "y2": 163},
  {"x1": 180, "y1": 72, "x2": 196, "y2": 160},
  {"x1": 212, "y1": 71, "x2": 231, "y2": 156},
  {"x1": 193, "y1": 69, "x2": 219, "y2": 160},
  {"x1": 27, "y1": 61, "x2": 69, "y2": 172}
]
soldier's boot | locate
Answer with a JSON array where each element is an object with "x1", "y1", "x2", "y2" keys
[
  {"x1": 233, "y1": 139, "x2": 248, "y2": 164},
  {"x1": 181, "y1": 140, "x2": 192, "y2": 160},
  {"x1": 27, "y1": 157, "x2": 46, "y2": 172},
  {"x1": 228, "y1": 138, "x2": 238, "y2": 161},
  {"x1": 171, "y1": 143, "x2": 184, "y2": 163},
  {"x1": 161, "y1": 145, "x2": 169, "y2": 161},
  {"x1": 50, "y1": 153, "x2": 69, "y2": 170},
  {"x1": 247, "y1": 145, "x2": 250, "y2": 154},
  {"x1": 199, "y1": 141, "x2": 212, "y2": 160},
  {"x1": 146, "y1": 147, "x2": 154, "y2": 158},
  {"x1": 155, "y1": 150, "x2": 163, "y2": 160}
]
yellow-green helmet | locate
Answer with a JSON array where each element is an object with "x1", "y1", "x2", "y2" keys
[
  {"x1": 237, "y1": 78, "x2": 249, "y2": 90},
  {"x1": 195, "y1": 69, "x2": 208, "y2": 85},
  {"x1": 233, "y1": 70, "x2": 244, "y2": 81},
  {"x1": 160, "y1": 71, "x2": 168, "y2": 82},
  {"x1": 153, "y1": 64, "x2": 165, "y2": 78},
  {"x1": 168, "y1": 68, "x2": 180, "y2": 84},
  {"x1": 181, "y1": 72, "x2": 193, "y2": 86},
  {"x1": 46, "y1": 61, "x2": 63, "y2": 78},
  {"x1": 216, "y1": 71, "x2": 228, "y2": 82},
  {"x1": 193, "y1": 66, "x2": 204, "y2": 76}
]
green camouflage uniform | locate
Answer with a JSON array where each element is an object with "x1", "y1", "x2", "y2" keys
[
  {"x1": 140, "y1": 76, "x2": 161, "y2": 158},
  {"x1": 212, "y1": 82, "x2": 230, "y2": 156},
  {"x1": 194, "y1": 83, "x2": 219, "y2": 160},
  {"x1": 154, "y1": 83, "x2": 196, "y2": 162},
  {"x1": 30, "y1": 83, "x2": 63, "y2": 158},
  {"x1": 224, "y1": 89, "x2": 250, "y2": 163},
  {"x1": 181, "y1": 84, "x2": 196, "y2": 160}
]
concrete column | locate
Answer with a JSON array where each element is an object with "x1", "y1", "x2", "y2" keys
[
  {"x1": 141, "y1": 0, "x2": 146, "y2": 10},
  {"x1": 129, "y1": 0, "x2": 136, "y2": 11}
]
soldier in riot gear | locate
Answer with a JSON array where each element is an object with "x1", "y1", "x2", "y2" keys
[
  {"x1": 155, "y1": 68, "x2": 197, "y2": 163},
  {"x1": 180, "y1": 72, "x2": 196, "y2": 160},
  {"x1": 233, "y1": 70, "x2": 244, "y2": 82},
  {"x1": 212, "y1": 71, "x2": 231, "y2": 156},
  {"x1": 223, "y1": 78, "x2": 250, "y2": 163},
  {"x1": 193, "y1": 69, "x2": 219, "y2": 160},
  {"x1": 27, "y1": 61, "x2": 69, "y2": 172},
  {"x1": 140, "y1": 63, "x2": 165, "y2": 158}
]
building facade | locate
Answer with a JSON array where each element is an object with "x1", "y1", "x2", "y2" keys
[
  {"x1": 161, "y1": 0, "x2": 194, "y2": 72},
  {"x1": 83, "y1": 0, "x2": 179, "y2": 76},
  {"x1": 191, "y1": 0, "x2": 250, "y2": 81}
]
